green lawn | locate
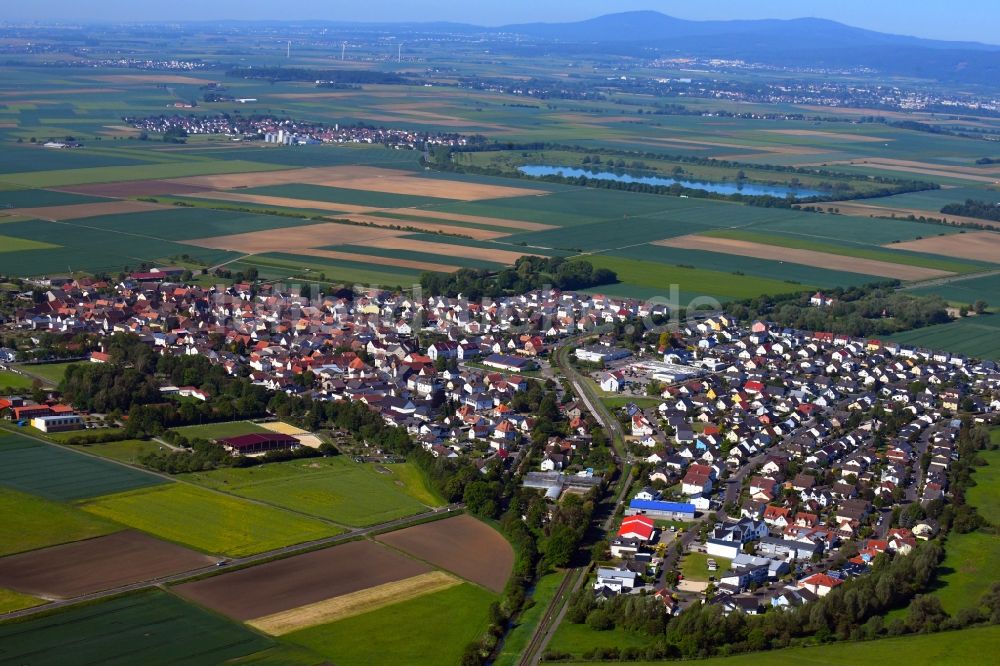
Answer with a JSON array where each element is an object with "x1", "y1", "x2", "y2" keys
[
  {"x1": 78, "y1": 482, "x2": 340, "y2": 556},
  {"x1": 931, "y1": 531, "x2": 1000, "y2": 615},
  {"x1": 182, "y1": 456, "x2": 439, "y2": 527},
  {"x1": 285, "y1": 583, "x2": 495, "y2": 666},
  {"x1": 172, "y1": 421, "x2": 271, "y2": 440},
  {"x1": 497, "y1": 570, "x2": 569, "y2": 666},
  {"x1": 967, "y1": 446, "x2": 1000, "y2": 522},
  {"x1": 0, "y1": 589, "x2": 274, "y2": 665},
  {"x1": 0, "y1": 369, "x2": 33, "y2": 390},
  {"x1": 547, "y1": 621, "x2": 654, "y2": 658},
  {"x1": 0, "y1": 487, "x2": 121, "y2": 556},
  {"x1": 680, "y1": 552, "x2": 732, "y2": 583},
  {"x1": 0, "y1": 587, "x2": 45, "y2": 613},
  {"x1": 81, "y1": 438, "x2": 170, "y2": 464},
  {"x1": 571, "y1": 625, "x2": 1000, "y2": 666},
  {"x1": 19, "y1": 361, "x2": 85, "y2": 385}
]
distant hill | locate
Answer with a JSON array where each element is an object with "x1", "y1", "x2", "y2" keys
[{"x1": 497, "y1": 11, "x2": 1000, "y2": 84}]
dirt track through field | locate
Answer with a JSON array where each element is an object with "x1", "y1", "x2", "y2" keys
[
  {"x1": 887, "y1": 231, "x2": 1000, "y2": 263},
  {"x1": 0, "y1": 531, "x2": 214, "y2": 599},
  {"x1": 376, "y1": 514, "x2": 514, "y2": 593},
  {"x1": 296, "y1": 248, "x2": 460, "y2": 273},
  {"x1": 14, "y1": 200, "x2": 169, "y2": 220},
  {"x1": 174, "y1": 540, "x2": 431, "y2": 620},
  {"x1": 247, "y1": 571, "x2": 460, "y2": 635},
  {"x1": 355, "y1": 236, "x2": 536, "y2": 265},
  {"x1": 187, "y1": 221, "x2": 409, "y2": 253},
  {"x1": 655, "y1": 234, "x2": 953, "y2": 281}
]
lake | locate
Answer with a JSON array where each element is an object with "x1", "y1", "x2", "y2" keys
[{"x1": 517, "y1": 165, "x2": 825, "y2": 199}]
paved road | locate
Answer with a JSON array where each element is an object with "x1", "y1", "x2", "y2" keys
[{"x1": 1, "y1": 503, "x2": 463, "y2": 621}]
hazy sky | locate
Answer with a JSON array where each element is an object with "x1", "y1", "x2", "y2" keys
[{"x1": 8, "y1": 1, "x2": 997, "y2": 45}]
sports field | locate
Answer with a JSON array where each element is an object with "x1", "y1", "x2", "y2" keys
[
  {"x1": 18, "y1": 361, "x2": 85, "y2": 385},
  {"x1": 0, "y1": 590, "x2": 275, "y2": 666},
  {"x1": 284, "y1": 582, "x2": 496, "y2": 666},
  {"x1": 173, "y1": 420, "x2": 271, "y2": 440},
  {"x1": 0, "y1": 487, "x2": 120, "y2": 557},
  {"x1": 78, "y1": 483, "x2": 340, "y2": 556},
  {"x1": 0, "y1": 370, "x2": 33, "y2": 390},
  {"x1": 0, "y1": 431, "x2": 167, "y2": 501},
  {"x1": 183, "y1": 456, "x2": 439, "y2": 526}
]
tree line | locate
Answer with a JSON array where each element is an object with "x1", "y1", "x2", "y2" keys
[{"x1": 419, "y1": 256, "x2": 617, "y2": 299}]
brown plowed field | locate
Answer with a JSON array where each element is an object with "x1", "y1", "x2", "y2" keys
[
  {"x1": 186, "y1": 191, "x2": 373, "y2": 214},
  {"x1": 296, "y1": 248, "x2": 459, "y2": 273},
  {"x1": 187, "y1": 221, "x2": 408, "y2": 253},
  {"x1": 376, "y1": 514, "x2": 514, "y2": 593},
  {"x1": 174, "y1": 540, "x2": 431, "y2": 620},
  {"x1": 15, "y1": 200, "x2": 168, "y2": 221},
  {"x1": 55, "y1": 180, "x2": 214, "y2": 198},
  {"x1": 654, "y1": 234, "x2": 951, "y2": 281},
  {"x1": 305, "y1": 174, "x2": 539, "y2": 201},
  {"x1": 356, "y1": 236, "x2": 535, "y2": 264},
  {"x1": 0, "y1": 531, "x2": 214, "y2": 599},
  {"x1": 762, "y1": 129, "x2": 890, "y2": 142},
  {"x1": 887, "y1": 231, "x2": 1000, "y2": 263}
]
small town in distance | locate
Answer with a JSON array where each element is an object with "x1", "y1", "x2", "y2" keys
[{"x1": 0, "y1": 3, "x2": 998, "y2": 665}]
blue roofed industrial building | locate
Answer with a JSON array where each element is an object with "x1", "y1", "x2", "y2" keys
[{"x1": 627, "y1": 499, "x2": 697, "y2": 521}]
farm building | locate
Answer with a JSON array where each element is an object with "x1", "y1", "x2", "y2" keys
[
  {"x1": 626, "y1": 499, "x2": 696, "y2": 521},
  {"x1": 217, "y1": 433, "x2": 300, "y2": 457},
  {"x1": 31, "y1": 414, "x2": 84, "y2": 433}
]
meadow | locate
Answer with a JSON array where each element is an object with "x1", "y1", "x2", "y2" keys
[
  {"x1": 0, "y1": 487, "x2": 120, "y2": 556},
  {"x1": 183, "y1": 456, "x2": 440, "y2": 526},
  {"x1": 78, "y1": 482, "x2": 340, "y2": 556},
  {"x1": 570, "y1": 625, "x2": 1000, "y2": 666},
  {"x1": 284, "y1": 583, "x2": 495, "y2": 666},
  {"x1": 81, "y1": 438, "x2": 170, "y2": 464},
  {"x1": 547, "y1": 621, "x2": 654, "y2": 659},
  {"x1": 496, "y1": 571, "x2": 569, "y2": 666},
  {"x1": 19, "y1": 361, "x2": 86, "y2": 385},
  {"x1": 0, "y1": 590, "x2": 276, "y2": 666},
  {"x1": 0, "y1": 370, "x2": 34, "y2": 390},
  {"x1": 0, "y1": 431, "x2": 167, "y2": 501}
]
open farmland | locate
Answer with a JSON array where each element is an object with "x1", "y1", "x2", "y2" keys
[
  {"x1": 908, "y1": 273, "x2": 1000, "y2": 304},
  {"x1": 12, "y1": 199, "x2": 168, "y2": 221},
  {"x1": 654, "y1": 234, "x2": 952, "y2": 281},
  {"x1": 375, "y1": 514, "x2": 514, "y2": 593},
  {"x1": 0, "y1": 590, "x2": 275, "y2": 666},
  {"x1": 284, "y1": 582, "x2": 496, "y2": 666},
  {"x1": 888, "y1": 231, "x2": 1000, "y2": 263},
  {"x1": 174, "y1": 539, "x2": 432, "y2": 620},
  {"x1": 0, "y1": 487, "x2": 120, "y2": 557},
  {"x1": 0, "y1": 431, "x2": 167, "y2": 501},
  {"x1": 0, "y1": 530, "x2": 215, "y2": 599},
  {"x1": 78, "y1": 482, "x2": 339, "y2": 556},
  {"x1": 183, "y1": 456, "x2": 438, "y2": 526},
  {"x1": 887, "y1": 314, "x2": 1000, "y2": 360},
  {"x1": 0, "y1": 588, "x2": 43, "y2": 614}
]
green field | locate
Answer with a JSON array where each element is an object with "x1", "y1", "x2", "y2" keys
[
  {"x1": 966, "y1": 445, "x2": 1000, "y2": 520},
  {"x1": 67, "y1": 207, "x2": 327, "y2": 242},
  {"x1": 235, "y1": 252, "x2": 423, "y2": 288},
  {"x1": 0, "y1": 159, "x2": 288, "y2": 188},
  {"x1": 78, "y1": 482, "x2": 339, "y2": 556},
  {"x1": 547, "y1": 621, "x2": 654, "y2": 658},
  {"x1": 173, "y1": 420, "x2": 271, "y2": 440},
  {"x1": 0, "y1": 587, "x2": 44, "y2": 613},
  {"x1": 0, "y1": 487, "x2": 120, "y2": 556},
  {"x1": 887, "y1": 314, "x2": 1000, "y2": 360},
  {"x1": 0, "y1": 431, "x2": 167, "y2": 501},
  {"x1": 0, "y1": 370, "x2": 33, "y2": 390},
  {"x1": 569, "y1": 625, "x2": 1000, "y2": 666},
  {"x1": 680, "y1": 552, "x2": 732, "y2": 582},
  {"x1": 183, "y1": 456, "x2": 440, "y2": 526},
  {"x1": 0, "y1": 234, "x2": 59, "y2": 253},
  {"x1": 284, "y1": 583, "x2": 495, "y2": 666},
  {"x1": 909, "y1": 273, "x2": 1000, "y2": 304},
  {"x1": 18, "y1": 362, "x2": 86, "y2": 385},
  {"x1": 244, "y1": 183, "x2": 454, "y2": 208},
  {"x1": 584, "y1": 253, "x2": 813, "y2": 302},
  {"x1": 496, "y1": 571, "x2": 569, "y2": 666},
  {"x1": 81, "y1": 438, "x2": 171, "y2": 464},
  {"x1": 0, "y1": 590, "x2": 275, "y2": 665},
  {"x1": 0, "y1": 188, "x2": 109, "y2": 208}
]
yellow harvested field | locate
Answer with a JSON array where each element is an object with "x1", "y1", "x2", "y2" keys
[
  {"x1": 89, "y1": 74, "x2": 211, "y2": 85},
  {"x1": 762, "y1": 129, "x2": 890, "y2": 142},
  {"x1": 811, "y1": 158, "x2": 1000, "y2": 182},
  {"x1": 187, "y1": 222, "x2": 408, "y2": 253},
  {"x1": 15, "y1": 200, "x2": 168, "y2": 221},
  {"x1": 887, "y1": 231, "x2": 1000, "y2": 263},
  {"x1": 186, "y1": 190, "x2": 376, "y2": 214},
  {"x1": 296, "y1": 248, "x2": 459, "y2": 273},
  {"x1": 384, "y1": 208, "x2": 556, "y2": 231},
  {"x1": 655, "y1": 234, "x2": 952, "y2": 281},
  {"x1": 812, "y1": 201, "x2": 1000, "y2": 228},
  {"x1": 340, "y1": 215, "x2": 507, "y2": 240},
  {"x1": 247, "y1": 571, "x2": 460, "y2": 635},
  {"x1": 259, "y1": 422, "x2": 309, "y2": 436},
  {"x1": 355, "y1": 236, "x2": 536, "y2": 264}
]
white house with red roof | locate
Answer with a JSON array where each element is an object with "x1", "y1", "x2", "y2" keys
[{"x1": 798, "y1": 573, "x2": 843, "y2": 597}]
